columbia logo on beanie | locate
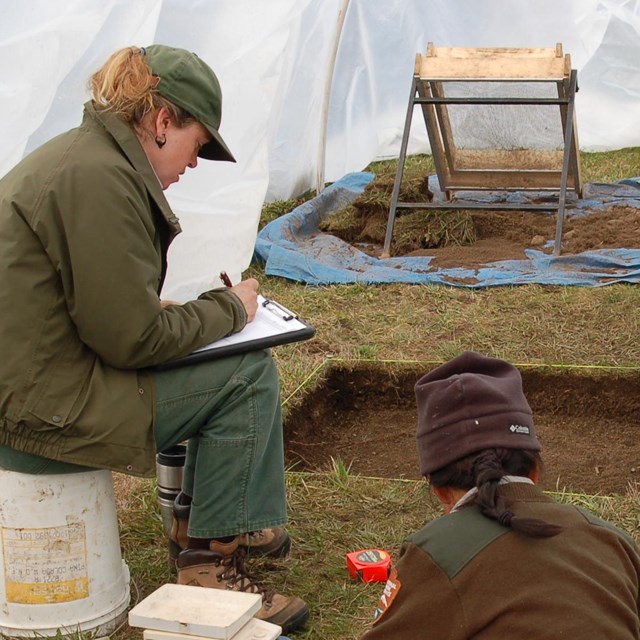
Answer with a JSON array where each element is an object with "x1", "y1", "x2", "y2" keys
[{"x1": 510, "y1": 424, "x2": 531, "y2": 434}]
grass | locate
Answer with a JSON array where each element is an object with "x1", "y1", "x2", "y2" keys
[
  {"x1": 262, "y1": 282, "x2": 640, "y2": 401},
  {"x1": 116, "y1": 473, "x2": 640, "y2": 640},
  {"x1": 114, "y1": 148, "x2": 640, "y2": 639}
]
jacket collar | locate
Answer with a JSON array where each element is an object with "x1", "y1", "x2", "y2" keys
[
  {"x1": 82, "y1": 101, "x2": 182, "y2": 239},
  {"x1": 450, "y1": 475, "x2": 535, "y2": 513}
]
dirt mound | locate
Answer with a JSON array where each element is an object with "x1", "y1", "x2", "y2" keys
[{"x1": 319, "y1": 169, "x2": 640, "y2": 267}]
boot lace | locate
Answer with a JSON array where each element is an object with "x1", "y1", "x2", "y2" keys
[
  {"x1": 246, "y1": 530, "x2": 266, "y2": 542},
  {"x1": 218, "y1": 547, "x2": 274, "y2": 605}
]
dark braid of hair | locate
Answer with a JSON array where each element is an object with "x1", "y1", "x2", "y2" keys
[{"x1": 472, "y1": 449, "x2": 563, "y2": 538}]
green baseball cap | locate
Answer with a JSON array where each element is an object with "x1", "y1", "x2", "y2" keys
[{"x1": 145, "y1": 44, "x2": 235, "y2": 162}]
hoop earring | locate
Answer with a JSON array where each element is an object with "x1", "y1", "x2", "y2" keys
[{"x1": 155, "y1": 135, "x2": 166, "y2": 149}]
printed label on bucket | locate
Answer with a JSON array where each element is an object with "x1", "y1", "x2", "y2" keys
[{"x1": 1, "y1": 522, "x2": 89, "y2": 603}]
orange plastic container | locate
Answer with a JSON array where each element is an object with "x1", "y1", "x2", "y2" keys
[{"x1": 346, "y1": 549, "x2": 391, "y2": 583}]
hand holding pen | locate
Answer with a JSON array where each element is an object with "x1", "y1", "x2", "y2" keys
[{"x1": 220, "y1": 271, "x2": 259, "y2": 322}]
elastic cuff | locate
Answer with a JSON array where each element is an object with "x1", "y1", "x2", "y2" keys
[{"x1": 225, "y1": 290, "x2": 248, "y2": 332}]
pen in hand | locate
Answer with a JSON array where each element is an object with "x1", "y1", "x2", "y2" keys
[
  {"x1": 220, "y1": 274, "x2": 260, "y2": 322},
  {"x1": 220, "y1": 271, "x2": 233, "y2": 288}
]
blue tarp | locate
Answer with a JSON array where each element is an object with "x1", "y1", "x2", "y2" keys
[{"x1": 254, "y1": 172, "x2": 640, "y2": 287}]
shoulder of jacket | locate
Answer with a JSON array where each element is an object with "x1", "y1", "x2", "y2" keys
[
  {"x1": 19, "y1": 122, "x2": 139, "y2": 189},
  {"x1": 0, "y1": 126, "x2": 136, "y2": 227},
  {"x1": 407, "y1": 507, "x2": 509, "y2": 579},
  {"x1": 574, "y1": 506, "x2": 638, "y2": 548}
]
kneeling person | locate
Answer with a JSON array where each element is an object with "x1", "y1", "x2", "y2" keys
[{"x1": 362, "y1": 351, "x2": 640, "y2": 639}]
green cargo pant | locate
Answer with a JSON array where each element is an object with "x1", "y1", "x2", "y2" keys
[
  {"x1": 152, "y1": 349, "x2": 287, "y2": 539},
  {"x1": 0, "y1": 349, "x2": 287, "y2": 540}
]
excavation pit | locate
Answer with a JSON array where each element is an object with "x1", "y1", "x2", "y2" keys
[{"x1": 284, "y1": 361, "x2": 640, "y2": 495}]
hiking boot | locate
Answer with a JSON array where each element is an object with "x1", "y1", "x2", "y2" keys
[
  {"x1": 238, "y1": 527, "x2": 291, "y2": 558},
  {"x1": 177, "y1": 538, "x2": 309, "y2": 634},
  {"x1": 168, "y1": 492, "x2": 291, "y2": 565}
]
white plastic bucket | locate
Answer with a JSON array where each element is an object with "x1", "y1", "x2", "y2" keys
[{"x1": 0, "y1": 469, "x2": 130, "y2": 637}]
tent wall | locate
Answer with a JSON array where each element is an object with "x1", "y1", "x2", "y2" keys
[{"x1": 2, "y1": 1, "x2": 640, "y2": 298}]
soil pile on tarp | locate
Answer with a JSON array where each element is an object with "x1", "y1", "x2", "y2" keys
[{"x1": 319, "y1": 167, "x2": 640, "y2": 268}]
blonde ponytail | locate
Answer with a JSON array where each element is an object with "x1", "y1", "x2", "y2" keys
[{"x1": 89, "y1": 46, "x2": 160, "y2": 124}]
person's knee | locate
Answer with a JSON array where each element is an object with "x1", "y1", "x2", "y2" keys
[{"x1": 240, "y1": 350, "x2": 280, "y2": 385}]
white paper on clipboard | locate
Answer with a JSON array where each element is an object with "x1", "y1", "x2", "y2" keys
[
  {"x1": 196, "y1": 295, "x2": 309, "y2": 352},
  {"x1": 156, "y1": 295, "x2": 315, "y2": 369}
]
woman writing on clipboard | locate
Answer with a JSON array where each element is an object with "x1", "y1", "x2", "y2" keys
[{"x1": 0, "y1": 45, "x2": 307, "y2": 634}]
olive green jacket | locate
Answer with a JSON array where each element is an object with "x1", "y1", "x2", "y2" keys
[{"x1": 0, "y1": 102, "x2": 246, "y2": 476}]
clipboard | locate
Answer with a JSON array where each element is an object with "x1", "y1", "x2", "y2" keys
[{"x1": 156, "y1": 295, "x2": 315, "y2": 370}]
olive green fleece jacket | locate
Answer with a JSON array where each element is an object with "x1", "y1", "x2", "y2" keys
[
  {"x1": 0, "y1": 102, "x2": 247, "y2": 476},
  {"x1": 362, "y1": 483, "x2": 640, "y2": 639}
]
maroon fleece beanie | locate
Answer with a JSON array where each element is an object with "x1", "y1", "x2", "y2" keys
[{"x1": 415, "y1": 351, "x2": 541, "y2": 476}]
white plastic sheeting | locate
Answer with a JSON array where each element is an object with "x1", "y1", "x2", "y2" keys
[{"x1": 3, "y1": 1, "x2": 640, "y2": 297}]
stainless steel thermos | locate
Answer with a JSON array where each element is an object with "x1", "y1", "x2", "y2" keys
[{"x1": 155, "y1": 444, "x2": 186, "y2": 537}]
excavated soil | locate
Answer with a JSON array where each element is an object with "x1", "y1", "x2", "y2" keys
[
  {"x1": 288, "y1": 177, "x2": 640, "y2": 493},
  {"x1": 320, "y1": 168, "x2": 640, "y2": 264},
  {"x1": 284, "y1": 362, "x2": 640, "y2": 495},
  {"x1": 348, "y1": 206, "x2": 640, "y2": 267}
]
